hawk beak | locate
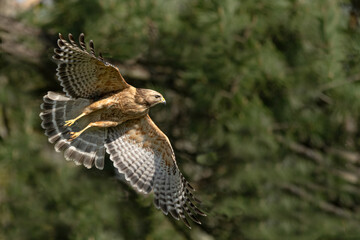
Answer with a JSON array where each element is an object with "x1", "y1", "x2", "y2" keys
[{"x1": 161, "y1": 97, "x2": 166, "y2": 105}]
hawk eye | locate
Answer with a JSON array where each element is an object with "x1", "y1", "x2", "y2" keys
[{"x1": 155, "y1": 95, "x2": 161, "y2": 99}]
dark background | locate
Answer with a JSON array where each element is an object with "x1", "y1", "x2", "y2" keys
[{"x1": 1, "y1": 0, "x2": 360, "y2": 239}]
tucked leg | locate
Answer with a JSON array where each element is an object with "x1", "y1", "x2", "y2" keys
[
  {"x1": 64, "y1": 98, "x2": 116, "y2": 126},
  {"x1": 69, "y1": 121, "x2": 119, "y2": 141}
]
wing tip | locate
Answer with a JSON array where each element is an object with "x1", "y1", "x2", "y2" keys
[
  {"x1": 181, "y1": 217, "x2": 192, "y2": 229},
  {"x1": 99, "y1": 52, "x2": 104, "y2": 61},
  {"x1": 79, "y1": 33, "x2": 86, "y2": 50},
  {"x1": 57, "y1": 38, "x2": 65, "y2": 48},
  {"x1": 68, "y1": 33, "x2": 74, "y2": 40},
  {"x1": 89, "y1": 40, "x2": 95, "y2": 56}
]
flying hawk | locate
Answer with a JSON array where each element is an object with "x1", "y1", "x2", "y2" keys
[{"x1": 40, "y1": 33, "x2": 205, "y2": 228}]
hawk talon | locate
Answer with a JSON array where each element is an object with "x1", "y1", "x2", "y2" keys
[
  {"x1": 69, "y1": 131, "x2": 81, "y2": 141},
  {"x1": 64, "y1": 119, "x2": 76, "y2": 127},
  {"x1": 64, "y1": 113, "x2": 86, "y2": 127}
]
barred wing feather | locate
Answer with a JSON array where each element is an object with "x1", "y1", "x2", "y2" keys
[
  {"x1": 53, "y1": 33, "x2": 129, "y2": 99},
  {"x1": 105, "y1": 115, "x2": 206, "y2": 228}
]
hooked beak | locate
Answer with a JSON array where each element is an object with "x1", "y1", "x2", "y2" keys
[{"x1": 161, "y1": 97, "x2": 166, "y2": 105}]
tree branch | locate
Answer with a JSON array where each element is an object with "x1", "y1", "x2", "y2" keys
[
  {"x1": 280, "y1": 183, "x2": 354, "y2": 219},
  {"x1": 320, "y1": 73, "x2": 360, "y2": 92},
  {"x1": 275, "y1": 135, "x2": 324, "y2": 164}
]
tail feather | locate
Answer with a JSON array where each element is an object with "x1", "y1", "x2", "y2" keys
[{"x1": 40, "y1": 91, "x2": 106, "y2": 169}]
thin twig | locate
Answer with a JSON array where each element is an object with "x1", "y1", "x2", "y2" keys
[
  {"x1": 275, "y1": 135, "x2": 324, "y2": 163},
  {"x1": 280, "y1": 183, "x2": 354, "y2": 219},
  {"x1": 320, "y1": 73, "x2": 360, "y2": 91}
]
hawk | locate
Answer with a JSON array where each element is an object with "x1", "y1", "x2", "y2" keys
[{"x1": 40, "y1": 33, "x2": 206, "y2": 228}]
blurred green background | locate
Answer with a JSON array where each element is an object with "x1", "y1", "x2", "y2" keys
[{"x1": 1, "y1": 0, "x2": 360, "y2": 239}]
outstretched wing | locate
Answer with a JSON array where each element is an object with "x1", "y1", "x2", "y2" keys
[
  {"x1": 53, "y1": 33, "x2": 129, "y2": 99},
  {"x1": 105, "y1": 115, "x2": 206, "y2": 228}
]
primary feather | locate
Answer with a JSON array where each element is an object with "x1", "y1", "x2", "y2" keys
[
  {"x1": 53, "y1": 33, "x2": 128, "y2": 99},
  {"x1": 105, "y1": 116, "x2": 206, "y2": 227}
]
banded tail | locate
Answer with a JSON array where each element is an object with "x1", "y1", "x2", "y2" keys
[{"x1": 40, "y1": 92, "x2": 106, "y2": 169}]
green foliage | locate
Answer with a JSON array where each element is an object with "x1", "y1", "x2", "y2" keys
[{"x1": 1, "y1": 0, "x2": 360, "y2": 239}]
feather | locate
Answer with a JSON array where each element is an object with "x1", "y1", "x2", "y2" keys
[
  {"x1": 79, "y1": 33, "x2": 87, "y2": 50},
  {"x1": 105, "y1": 115, "x2": 205, "y2": 228},
  {"x1": 53, "y1": 33, "x2": 128, "y2": 99},
  {"x1": 68, "y1": 33, "x2": 76, "y2": 46},
  {"x1": 99, "y1": 52, "x2": 104, "y2": 61},
  {"x1": 40, "y1": 92, "x2": 106, "y2": 169},
  {"x1": 89, "y1": 40, "x2": 96, "y2": 56}
]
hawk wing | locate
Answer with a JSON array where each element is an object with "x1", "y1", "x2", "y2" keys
[
  {"x1": 53, "y1": 33, "x2": 129, "y2": 99},
  {"x1": 105, "y1": 115, "x2": 206, "y2": 228}
]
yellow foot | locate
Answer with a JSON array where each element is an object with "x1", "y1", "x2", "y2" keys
[
  {"x1": 64, "y1": 119, "x2": 77, "y2": 127},
  {"x1": 69, "y1": 131, "x2": 81, "y2": 141}
]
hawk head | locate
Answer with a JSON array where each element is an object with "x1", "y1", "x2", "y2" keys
[{"x1": 136, "y1": 88, "x2": 166, "y2": 107}]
